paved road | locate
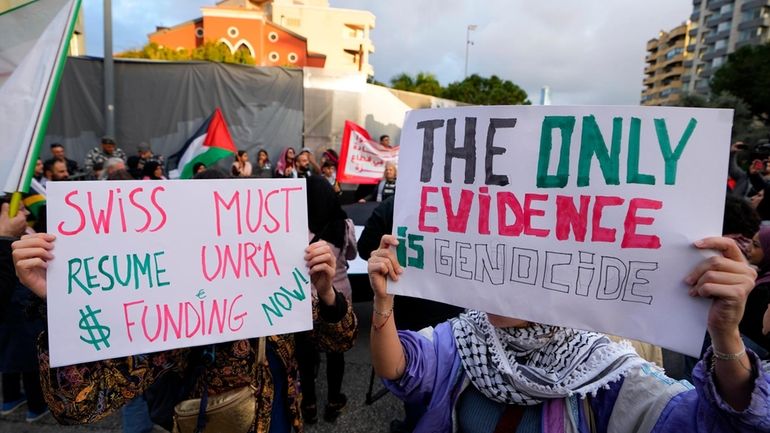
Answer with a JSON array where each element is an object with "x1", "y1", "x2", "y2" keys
[{"x1": 0, "y1": 302, "x2": 692, "y2": 433}]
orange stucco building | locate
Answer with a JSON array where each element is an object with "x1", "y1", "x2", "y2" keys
[{"x1": 149, "y1": 4, "x2": 326, "y2": 68}]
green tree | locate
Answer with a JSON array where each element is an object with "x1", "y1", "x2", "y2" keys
[
  {"x1": 443, "y1": 74, "x2": 530, "y2": 105},
  {"x1": 710, "y1": 43, "x2": 770, "y2": 120},
  {"x1": 389, "y1": 72, "x2": 443, "y2": 97},
  {"x1": 118, "y1": 41, "x2": 255, "y2": 65},
  {"x1": 672, "y1": 91, "x2": 769, "y2": 144}
]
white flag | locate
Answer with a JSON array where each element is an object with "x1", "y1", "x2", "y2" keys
[{"x1": 0, "y1": 0, "x2": 81, "y2": 193}]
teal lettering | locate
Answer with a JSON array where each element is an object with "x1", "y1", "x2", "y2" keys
[
  {"x1": 626, "y1": 117, "x2": 655, "y2": 185},
  {"x1": 67, "y1": 257, "x2": 91, "y2": 295},
  {"x1": 261, "y1": 297, "x2": 284, "y2": 326},
  {"x1": 153, "y1": 251, "x2": 170, "y2": 287},
  {"x1": 577, "y1": 116, "x2": 621, "y2": 186},
  {"x1": 537, "y1": 116, "x2": 575, "y2": 188},
  {"x1": 654, "y1": 117, "x2": 697, "y2": 185},
  {"x1": 396, "y1": 226, "x2": 408, "y2": 267},
  {"x1": 113, "y1": 255, "x2": 132, "y2": 286},
  {"x1": 97, "y1": 255, "x2": 115, "y2": 291},
  {"x1": 83, "y1": 257, "x2": 99, "y2": 291},
  {"x1": 132, "y1": 253, "x2": 153, "y2": 290}
]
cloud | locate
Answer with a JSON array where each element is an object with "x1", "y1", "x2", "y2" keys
[{"x1": 89, "y1": 0, "x2": 692, "y2": 104}]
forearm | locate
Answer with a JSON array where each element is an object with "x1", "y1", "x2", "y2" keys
[
  {"x1": 371, "y1": 294, "x2": 406, "y2": 380},
  {"x1": 711, "y1": 329, "x2": 755, "y2": 411}
]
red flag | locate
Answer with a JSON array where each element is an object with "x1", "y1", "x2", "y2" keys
[{"x1": 337, "y1": 120, "x2": 399, "y2": 184}]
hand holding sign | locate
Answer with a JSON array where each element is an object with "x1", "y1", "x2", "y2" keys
[
  {"x1": 11, "y1": 233, "x2": 55, "y2": 298},
  {"x1": 367, "y1": 235, "x2": 403, "y2": 299}
]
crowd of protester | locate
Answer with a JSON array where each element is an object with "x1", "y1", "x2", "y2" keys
[{"x1": 3, "y1": 133, "x2": 770, "y2": 433}]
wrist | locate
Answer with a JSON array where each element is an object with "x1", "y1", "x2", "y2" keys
[
  {"x1": 318, "y1": 286, "x2": 337, "y2": 306},
  {"x1": 709, "y1": 328, "x2": 743, "y2": 354},
  {"x1": 373, "y1": 294, "x2": 393, "y2": 307}
]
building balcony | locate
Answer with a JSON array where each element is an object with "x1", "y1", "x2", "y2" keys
[
  {"x1": 704, "y1": 33, "x2": 720, "y2": 44},
  {"x1": 738, "y1": 16, "x2": 770, "y2": 31},
  {"x1": 644, "y1": 64, "x2": 655, "y2": 74},
  {"x1": 689, "y1": 26, "x2": 700, "y2": 37},
  {"x1": 643, "y1": 75, "x2": 656, "y2": 86},
  {"x1": 661, "y1": 66, "x2": 685, "y2": 80},
  {"x1": 736, "y1": 36, "x2": 765, "y2": 48},
  {"x1": 645, "y1": 53, "x2": 657, "y2": 63},
  {"x1": 691, "y1": 10, "x2": 702, "y2": 21},
  {"x1": 741, "y1": 0, "x2": 767, "y2": 11},
  {"x1": 684, "y1": 59, "x2": 694, "y2": 68},
  {"x1": 646, "y1": 39, "x2": 659, "y2": 51},
  {"x1": 715, "y1": 29, "x2": 731, "y2": 39},
  {"x1": 682, "y1": 73, "x2": 692, "y2": 83},
  {"x1": 707, "y1": 0, "x2": 732, "y2": 11},
  {"x1": 669, "y1": 25, "x2": 688, "y2": 39},
  {"x1": 687, "y1": 42, "x2": 697, "y2": 52}
]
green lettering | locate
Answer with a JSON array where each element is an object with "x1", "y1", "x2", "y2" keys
[
  {"x1": 396, "y1": 226, "x2": 408, "y2": 267},
  {"x1": 67, "y1": 257, "x2": 91, "y2": 295},
  {"x1": 153, "y1": 251, "x2": 170, "y2": 287},
  {"x1": 654, "y1": 117, "x2": 697, "y2": 185},
  {"x1": 83, "y1": 257, "x2": 99, "y2": 291},
  {"x1": 626, "y1": 117, "x2": 655, "y2": 185},
  {"x1": 537, "y1": 116, "x2": 575, "y2": 188},
  {"x1": 97, "y1": 255, "x2": 115, "y2": 291},
  {"x1": 132, "y1": 253, "x2": 153, "y2": 290},
  {"x1": 261, "y1": 297, "x2": 284, "y2": 326},
  {"x1": 113, "y1": 254, "x2": 132, "y2": 287},
  {"x1": 577, "y1": 116, "x2": 621, "y2": 186}
]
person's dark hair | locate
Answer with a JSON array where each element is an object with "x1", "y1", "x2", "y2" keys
[
  {"x1": 192, "y1": 162, "x2": 207, "y2": 174},
  {"x1": 141, "y1": 161, "x2": 163, "y2": 180},
  {"x1": 43, "y1": 159, "x2": 56, "y2": 173},
  {"x1": 306, "y1": 175, "x2": 347, "y2": 249},
  {"x1": 723, "y1": 194, "x2": 761, "y2": 237},
  {"x1": 193, "y1": 167, "x2": 231, "y2": 180},
  {"x1": 380, "y1": 134, "x2": 389, "y2": 142},
  {"x1": 50, "y1": 143, "x2": 63, "y2": 150},
  {"x1": 322, "y1": 160, "x2": 335, "y2": 169},
  {"x1": 237, "y1": 150, "x2": 247, "y2": 158},
  {"x1": 756, "y1": 187, "x2": 770, "y2": 223}
]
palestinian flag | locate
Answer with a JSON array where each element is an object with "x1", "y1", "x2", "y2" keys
[
  {"x1": 167, "y1": 108, "x2": 237, "y2": 179},
  {"x1": 0, "y1": 0, "x2": 82, "y2": 194},
  {"x1": 22, "y1": 178, "x2": 46, "y2": 220}
]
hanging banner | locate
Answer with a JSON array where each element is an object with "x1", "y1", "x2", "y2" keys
[
  {"x1": 392, "y1": 105, "x2": 732, "y2": 357},
  {"x1": 46, "y1": 178, "x2": 309, "y2": 367},
  {"x1": 337, "y1": 120, "x2": 399, "y2": 184}
]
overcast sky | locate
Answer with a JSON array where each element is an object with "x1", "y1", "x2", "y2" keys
[{"x1": 84, "y1": 0, "x2": 693, "y2": 105}]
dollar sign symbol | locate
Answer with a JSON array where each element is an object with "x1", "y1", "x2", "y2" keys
[{"x1": 78, "y1": 305, "x2": 111, "y2": 351}]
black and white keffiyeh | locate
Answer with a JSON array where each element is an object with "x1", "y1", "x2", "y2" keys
[{"x1": 452, "y1": 310, "x2": 644, "y2": 406}]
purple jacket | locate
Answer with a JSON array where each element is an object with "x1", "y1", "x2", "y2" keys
[{"x1": 384, "y1": 322, "x2": 770, "y2": 433}]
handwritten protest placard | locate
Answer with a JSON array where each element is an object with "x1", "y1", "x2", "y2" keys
[
  {"x1": 392, "y1": 106, "x2": 732, "y2": 356},
  {"x1": 46, "y1": 179, "x2": 309, "y2": 367},
  {"x1": 337, "y1": 120, "x2": 399, "y2": 184}
]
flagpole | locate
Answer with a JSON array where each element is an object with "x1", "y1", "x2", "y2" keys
[
  {"x1": 8, "y1": 192, "x2": 22, "y2": 217},
  {"x1": 103, "y1": 0, "x2": 115, "y2": 137}
]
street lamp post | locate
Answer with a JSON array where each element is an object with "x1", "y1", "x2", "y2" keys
[
  {"x1": 465, "y1": 24, "x2": 477, "y2": 78},
  {"x1": 103, "y1": 0, "x2": 115, "y2": 137}
]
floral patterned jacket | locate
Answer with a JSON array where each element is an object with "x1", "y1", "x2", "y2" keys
[{"x1": 36, "y1": 292, "x2": 358, "y2": 433}]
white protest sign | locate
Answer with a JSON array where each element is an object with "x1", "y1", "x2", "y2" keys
[
  {"x1": 337, "y1": 120, "x2": 399, "y2": 184},
  {"x1": 392, "y1": 105, "x2": 732, "y2": 357},
  {"x1": 46, "y1": 179, "x2": 309, "y2": 367}
]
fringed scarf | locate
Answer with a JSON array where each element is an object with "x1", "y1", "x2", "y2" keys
[{"x1": 451, "y1": 310, "x2": 644, "y2": 406}]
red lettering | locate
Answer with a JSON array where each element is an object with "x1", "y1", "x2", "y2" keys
[
  {"x1": 184, "y1": 302, "x2": 202, "y2": 338},
  {"x1": 478, "y1": 187, "x2": 491, "y2": 235},
  {"x1": 592, "y1": 196, "x2": 625, "y2": 243},
  {"x1": 129, "y1": 188, "x2": 153, "y2": 233},
  {"x1": 123, "y1": 300, "x2": 144, "y2": 342},
  {"x1": 622, "y1": 198, "x2": 663, "y2": 249},
  {"x1": 149, "y1": 186, "x2": 167, "y2": 232},
  {"x1": 281, "y1": 186, "x2": 303, "y2": 232},
  {"x1": 418, "y1": 186, "x2": 439, "y2": 233},
  {"x1": 200, "y1": 245, "x2": 221, "y2": 282},
  {"x1": 555, "y1": 195, "x2": 590, "y2": 241},
  {"x1": 497, "y1": 192, "x2": 525, "y2": 236},
  {"x1": 262, "y1": 189, "x2": 281, "y2": 234},
  {"x1": 228, "y1": 294, "x2": 247, "y2": 332},
  {"x1": 142, "y1": 304, "x2": 162, "y2": 342},
  {"x1": 264, "y1": 241, "x2": 280, "y2": 276},
  {"x1": 442, "y1": 187, "x2": 474, "y2": 233},
  {"x1": 87, "y1": 190, "x2": 114, "y2": 234},
  {"x1": 523, "y1": 194, "x2": 550, "y2": 237},
  {"x1": 213, "y1": 191, "x2": 242, "y2": 236},
  {"x1": 57, "y1": 190, "x2": 86, "y2": 236},
  {"x1": 246, "y1": 189, "x2": 264, "y2": 233}
]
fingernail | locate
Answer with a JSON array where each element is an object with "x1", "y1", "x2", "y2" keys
[
  {"x1": 684, "y1": 276, "x2": 694, "y2": 285},
  {"x1": 694, "y1": 240, "x2": 705, "y2": 247}
]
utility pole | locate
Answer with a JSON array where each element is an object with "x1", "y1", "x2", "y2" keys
[
  {"x1": 103, "y1": 0, "x2": 115, "y2": 137},
  {"x1": 464, "y1": 24, "x2": 477, "y2": 78}
]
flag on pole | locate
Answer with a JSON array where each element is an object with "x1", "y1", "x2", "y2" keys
[
  {"x1": 337, "y1": 120, "x2": 399, "y2": 184},
  {"x1": 0, "y1": 0, "x2": 82, "y2": 194},
  {"x1": 167, "y1": 108, "x2": 237, "y2": 179}
]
